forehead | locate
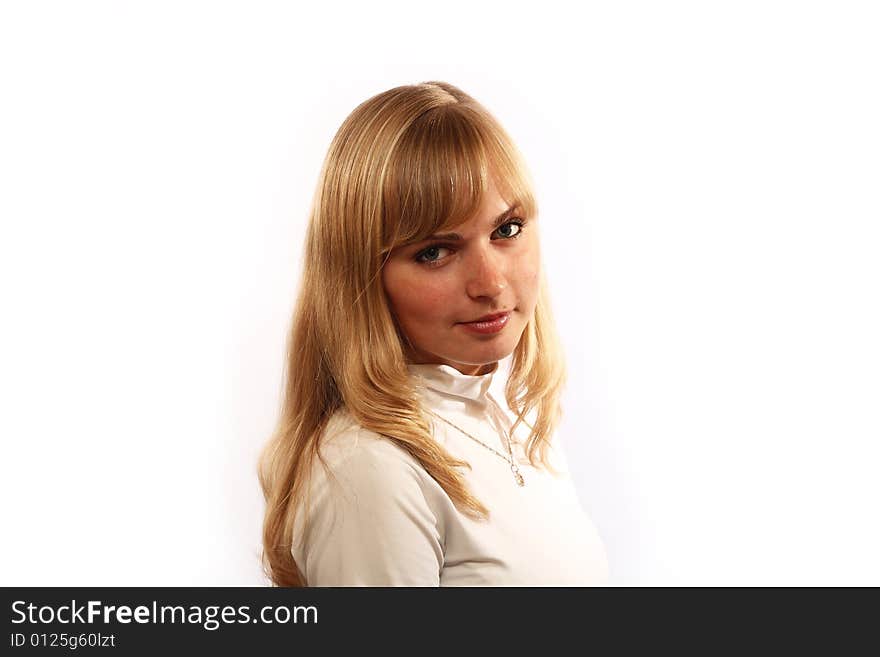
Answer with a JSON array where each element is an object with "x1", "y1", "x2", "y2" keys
[
  {"x1": 424, "y1": 201, "x2": 520, "y2": 243},
  {"x1": 447, "y1": 178, "x2": 510, "y2": 223},
  {"x1": 375, "y1": 99, "x2": 540, "y2": 256},
  {"x1": 396, "y1": 175, "x2": 521, "y2": 243},
  {"x1": 407, "y1": 176, "x2": 522, "y2": 240}
]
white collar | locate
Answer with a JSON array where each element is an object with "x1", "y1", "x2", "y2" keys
[{"x1": 406, "y1": 361, "x2": 499, "y2": 403}]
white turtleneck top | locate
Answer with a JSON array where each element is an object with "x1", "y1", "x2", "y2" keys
[{"x1": 291, "y1": 361, "x2": 609, "y2": 586}]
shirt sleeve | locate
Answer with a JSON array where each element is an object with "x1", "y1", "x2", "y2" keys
[{"x1": 295, "y1": 430, "x2": 445, "y2": 586}]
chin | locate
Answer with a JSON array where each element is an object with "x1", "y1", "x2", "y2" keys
[{"x1": 458, "y1": 342, "x2": 518, "y2": 367}]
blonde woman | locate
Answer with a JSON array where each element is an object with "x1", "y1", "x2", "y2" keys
[{"x1": 259, "y1": 81, "x2": 609, "y2": 586}]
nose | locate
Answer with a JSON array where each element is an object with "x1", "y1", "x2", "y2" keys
[{"x1": 465, "y1": 248, "x2": 507, "y2": 300}]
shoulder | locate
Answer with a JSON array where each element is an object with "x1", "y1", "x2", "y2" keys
[
  {"x1": 294, "y1": 408, "x2": 448, "y2": 585},
  {"x1": 316, "y1": 408, "x2": 427, "y2": 482},
  {"x1": 307, "y1": 408, "x2": 446, "y2": 515}
]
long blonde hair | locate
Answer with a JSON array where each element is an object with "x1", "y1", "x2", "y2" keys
[{"x1": 259, "y1": 81, "x2": 567, "y2": 586}]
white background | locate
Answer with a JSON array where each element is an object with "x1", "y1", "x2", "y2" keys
[{"x1": 1, "y1": 1, "x2": 878, "y2": 586}]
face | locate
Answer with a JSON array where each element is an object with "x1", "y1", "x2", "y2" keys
[{"x1": 381, "y1": 178, "x2": 541, "y2": 376}]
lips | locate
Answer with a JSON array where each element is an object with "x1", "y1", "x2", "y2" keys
[
  {"x1": 457, "y1": 311, "x2": 512, "y2": 335},
  {"x1": 463, "y1": 311, "x2": 512, "y2": 324}
]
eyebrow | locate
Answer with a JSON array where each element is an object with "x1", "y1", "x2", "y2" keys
[{"x1": 421, "y1": 205, "x2": 520, "y2": 243}]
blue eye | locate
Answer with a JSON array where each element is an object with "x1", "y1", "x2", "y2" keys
[
  {"x1": 415, "y1": 245, "x2": 451, "y2": 264},
  {"x1": 413, "y1": 219, "x2": 526, "y2": 266},
  {"x1": 493, "y1": 220, "x2": 524, "y2": 239}
]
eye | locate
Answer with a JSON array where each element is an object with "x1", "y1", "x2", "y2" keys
[
  {"x1": 413, "y1": 219, "x2": 526, "y2": 267},
  {"x1": 415, "y1": 245, "x2": 452, "y2": 264},
  {"x1": 492, "y1": 219, "x2": 525, "y2": 240}
]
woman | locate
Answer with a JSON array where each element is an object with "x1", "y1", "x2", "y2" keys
[{"x1": 259, "y1": 81, "x2": 609, "y2": 586}]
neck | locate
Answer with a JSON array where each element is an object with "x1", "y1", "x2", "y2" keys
[{"x1": 408, "y1": 359, "x2": 497, "y2": 376}]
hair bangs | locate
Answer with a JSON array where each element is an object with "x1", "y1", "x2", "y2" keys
[{"x1": 380, "y1": 104, "x2": 537, "y2": 254}]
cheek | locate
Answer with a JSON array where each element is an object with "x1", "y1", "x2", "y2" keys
[
  {"x1": 512, "y1": 246, "x2": 541, "y2": 307},
  {"x1": 383, "y1": 268, "x2": 453, "y2": 329}
]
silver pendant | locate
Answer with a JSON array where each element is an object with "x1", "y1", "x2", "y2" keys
[{"x1": 512, "y1": 465, "x2": 525, "y2": 487}]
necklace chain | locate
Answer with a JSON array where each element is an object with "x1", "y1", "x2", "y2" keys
[{"x1": 426, "y1": 409, "x2": 525, "y2": 487}]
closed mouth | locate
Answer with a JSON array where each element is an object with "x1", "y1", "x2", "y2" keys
[{"x1": 462, "y1": 311, "x2": 511, "y2": 324}]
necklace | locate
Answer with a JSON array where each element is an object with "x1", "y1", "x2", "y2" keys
[{"x1": 426, "y1": 409, "x2": 525, "y2": 487}]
